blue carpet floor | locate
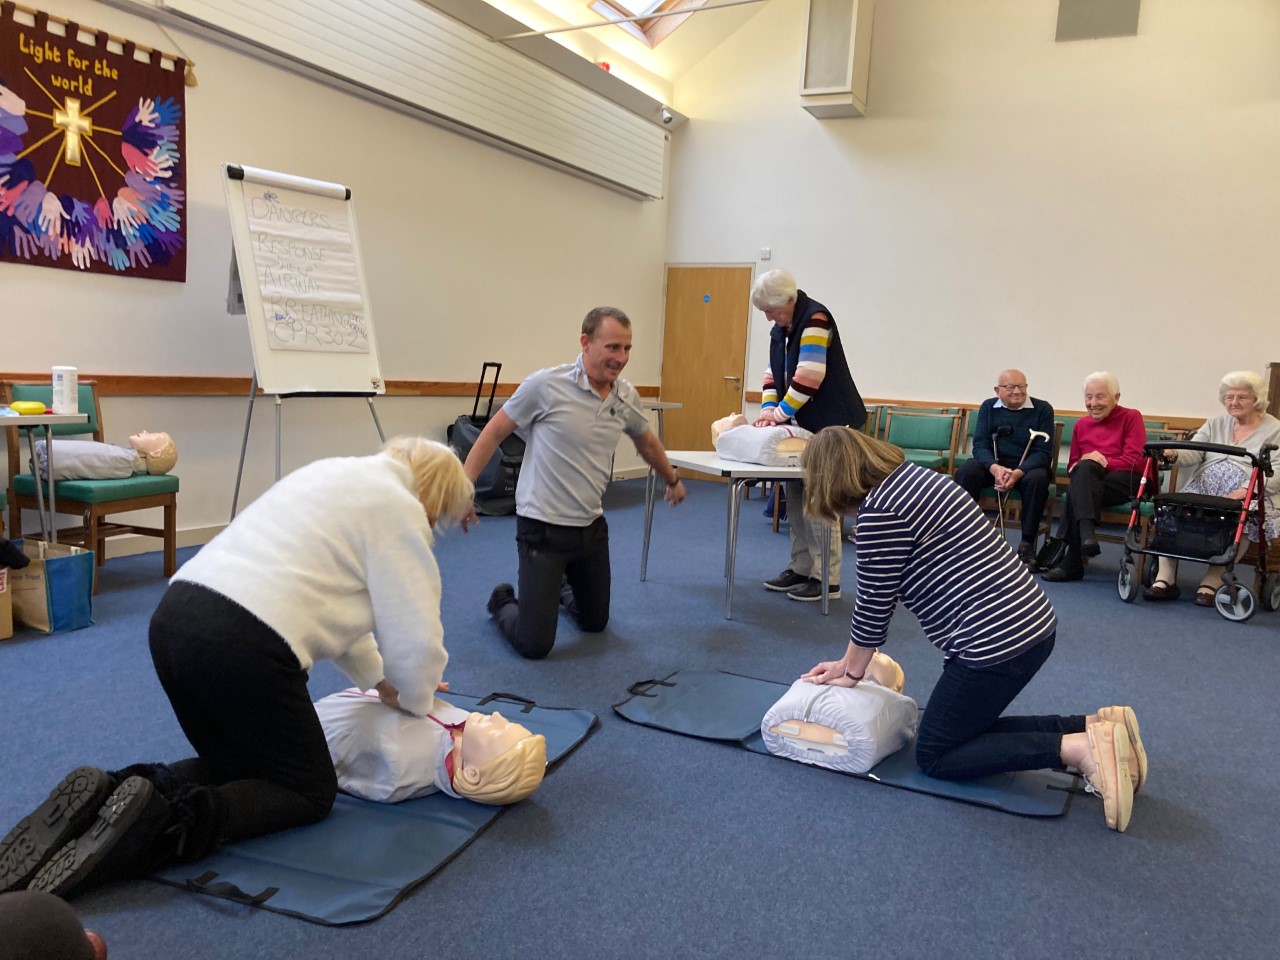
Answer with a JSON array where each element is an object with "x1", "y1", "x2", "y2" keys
[{"x1": 2, "y1": 477, "x2": 1278, "y2": 959}]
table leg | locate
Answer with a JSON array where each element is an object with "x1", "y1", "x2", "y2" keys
[
  {"x1": 640, "y1": 467, "x2": 656, "y2": 582},
  {"x1": 44, "y1": 426, "x2": 58, "y2": 545},
  {"x1": 23, "y1": 429, "x2": 48, "y2": 541},
  {"x1": 820, "y1": 522, "x2": 831, "y2": 616},
  {"x1": 725, "y1": 479, "x2": 746, "y2": 619}
]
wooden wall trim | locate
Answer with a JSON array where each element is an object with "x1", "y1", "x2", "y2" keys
[
  {"x1": 0, "y1": 373, "x2": 661, "y2": 399},
  {"x1": 743, "y1": 391, "x2": 1207, "y2": 433}
]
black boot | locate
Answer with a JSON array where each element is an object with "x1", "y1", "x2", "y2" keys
[
  {"x1": 559, "y1": 575, "x2": 578, "y2": 618},
  {"x1": 27, "y1": 778, "x2": 224, "y2": 899},
  {"x1": 0, "y1": 766, "x2": 113, "y2": 894}
]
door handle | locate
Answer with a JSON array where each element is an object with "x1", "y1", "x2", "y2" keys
[{"x1": 723, "y1": 376, "x2": 741, "y2": 382}]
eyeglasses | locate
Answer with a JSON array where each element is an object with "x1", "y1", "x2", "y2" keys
[
  {"x1": 1222, "y1": 394, "x2": 1254, "y2": 404},
  {"x1": 997, "y1": 383, "x2": 1027, "y2": 391}
]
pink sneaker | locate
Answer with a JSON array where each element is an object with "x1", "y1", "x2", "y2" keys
[
  {"x1": 1097, "y1": 705, "x2": 1147, "y2": 794},
  {"x1": 1085, "y1": 720, "x2": 1134, "y2": 833}
]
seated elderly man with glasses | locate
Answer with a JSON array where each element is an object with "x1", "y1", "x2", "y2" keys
[{"x1": 954, "y1": 369, "x2": 1056, "y2": 570}]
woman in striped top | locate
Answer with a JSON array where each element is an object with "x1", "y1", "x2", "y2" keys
[{"x1": 799, "y1": 427, "x2": 1147, "y2": 833}]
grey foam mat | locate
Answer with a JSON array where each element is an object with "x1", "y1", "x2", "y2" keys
[{"x1": 614, "y1": 670, "x2": 1076, "y2": 817}]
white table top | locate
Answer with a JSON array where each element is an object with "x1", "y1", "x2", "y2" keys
[
  {"x1": 667, "y1": 450, "x2": 804, "y2": 480},
  {"x1": 0, "y1": 411, "x2": 90, "y2": 428}
]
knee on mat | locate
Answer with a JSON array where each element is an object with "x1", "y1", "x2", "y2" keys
[
  {"x1": 914, "y1": 742, "x2": 952, "y2": 780},
  {"x1": 511, "y1": 637, "x2": 555, "y2": 661},
  {"x1": 577, "y1": 611, "x2": 609, "y2": 633}
]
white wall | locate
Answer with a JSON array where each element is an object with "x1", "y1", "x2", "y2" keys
[
  {"x1": 4, "y1": 0, "x2": 670, "y2": 541},
  {"x1": 667, "y1": 0, "x2": 1280, "y2": 418}
]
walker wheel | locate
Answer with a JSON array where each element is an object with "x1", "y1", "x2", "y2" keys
[
  {"x1": 1215, "y1": 583, "x2": 1257, "y2": 623},
  {"x1": 1260, "y1": 573, "x2": 1280, "y2": 613},
  {"x1": 1117, "y1": 563, "x2": 1139, "y2": 603},
  {"x1": 1141, "y1": 557, "x2": 1157, "y2": 589}
]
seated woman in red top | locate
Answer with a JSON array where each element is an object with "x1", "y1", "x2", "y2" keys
[{"x1": 1041, "y1": 372, "x2": 1147, "y2": 582}]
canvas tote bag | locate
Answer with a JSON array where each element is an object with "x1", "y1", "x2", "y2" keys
[{"x1": 11, "y1": 540, "x2": 94, "y2": 634}]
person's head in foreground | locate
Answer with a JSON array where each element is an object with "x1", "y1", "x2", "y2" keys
[
  {"x1": 801, "y1": 426, "x2": 905, "y2": 521},
  {"x1": 383, "y1": 436, "x2": 475, "y2": 529},
  {"x1": 452, "y1": 711, "x2": 547, "y2": 805}
]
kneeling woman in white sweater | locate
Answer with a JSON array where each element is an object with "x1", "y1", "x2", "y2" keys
[{"x1": 0, "y1": 438, "x2": 475, "y2": 901}]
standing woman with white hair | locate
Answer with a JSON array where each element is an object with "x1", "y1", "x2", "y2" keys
[
  {"x1": 0, "y1": 438, "x2": 475, "y2": 900},
  {"x1": 751, "y1": 268, "x2": 867, "y2": 602},
  {"x1": 1145, "y1": 371, "x2": 1280, "y2": 605}
]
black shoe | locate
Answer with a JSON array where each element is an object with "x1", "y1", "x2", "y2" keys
[
  {"x1": 558, "y1": 577, "x2": 577, "y2": 616},
  {"x1": 1081, "y1": 537, "x2": 1102, "y2": 558},
  {"x1": 1041, "y1": 564, "x2": 1085, "y2": 582},
  {"x1": 1016, "y1": 544, "x2": 1041, "y2": 572},
  {"x1": 787, "y1": 579, "x2": 841, "y2": 602},
  {"x1": 28, "y1": 777, "x2": 165, "y2": 899},
  {"x1": 0, "y1": 767, "x2": 114, "y2": 895},
  {"x1": 486, "y1": 583, "x2": 516, "y2": 617},
  {"x1": 764, "y1": 569, "x2": 810, "y2": 592}
]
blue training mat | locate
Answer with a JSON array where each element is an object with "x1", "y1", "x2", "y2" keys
[
  {"x1": 614, "y1": 670, "x2": 1076, "y2": 818},
  {"x1": 153, "y1": 693, "x2": 597, "y2": 925}
]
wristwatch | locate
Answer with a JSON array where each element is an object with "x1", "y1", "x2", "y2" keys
[{"x1": 666, "y1": 468, "x2": 680, "y2": 487}]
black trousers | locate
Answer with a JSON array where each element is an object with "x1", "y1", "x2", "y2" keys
[
  {"x1": 1055, "y1": 461, "x2": 1141, "y2": 558},
  {"x1": 495, "y1": 515, "x2": 610, "y2": 660},
  {"x1": 148, "y1": 582, "x2": 337, "y2": 847},
  {"x1": 954, "y1": 459, "x2": 1052, "y2": 545}
]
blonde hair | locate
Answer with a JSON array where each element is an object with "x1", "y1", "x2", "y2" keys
[
  {"x1": 801, "y1": 427, "x2": 904, "y2": 522},
  {"x1": 382, "y1": 437, "x2": 474, "y2": 527},
  {"x1": 452, "y1": 734, "x2": 548, "y2": 805},
  {"x1": 1219, "y1": 371, "x2": 1267, "y2": 411}
]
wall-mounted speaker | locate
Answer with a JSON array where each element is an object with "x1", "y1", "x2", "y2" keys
[{"x1": 800, "y1": 0, "x2": 874, "y2": 119}]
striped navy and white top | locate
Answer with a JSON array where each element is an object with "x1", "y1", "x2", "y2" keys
[{"x1": 851, "y1": 463, "x2": 1056, "y2": 665}]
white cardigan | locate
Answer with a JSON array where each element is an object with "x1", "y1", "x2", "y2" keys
[
  {"x1": 174, "y1": 454, "x2": 447, "y2": 716},
  {"x1": 1173, "y1": 413, "x2": 1280, "y2": 517}
]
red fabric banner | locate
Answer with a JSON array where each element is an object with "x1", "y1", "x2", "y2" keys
[{"x1": 0, "y1": 2, "x2": 187, "y2": 280}]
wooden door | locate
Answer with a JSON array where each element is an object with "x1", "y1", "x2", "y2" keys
[{"x1": 659, "y1": 265, "x2": 753, "y2": 457}]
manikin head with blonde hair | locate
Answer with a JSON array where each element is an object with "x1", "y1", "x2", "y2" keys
[{"x1": 450, "y1": 712, "x2": 547, "y2": 805}]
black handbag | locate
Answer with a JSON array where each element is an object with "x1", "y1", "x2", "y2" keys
[
  {"x1": 446, "y1": 362, "x2": 525, "y2": 516},
  {"x1": 1035, "y1": 537, "x2": 1067, "y2": 571}
]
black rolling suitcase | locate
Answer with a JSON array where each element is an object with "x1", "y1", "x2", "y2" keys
[{"x1": 447, "y1": 362, "x2": 525, "y2": 516}]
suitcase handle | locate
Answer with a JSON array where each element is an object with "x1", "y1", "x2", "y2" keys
[{"x1": 472, "y1": 362, "x2": 503, "y2": 419}]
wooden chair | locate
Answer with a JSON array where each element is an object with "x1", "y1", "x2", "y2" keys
[{"x1": 3, "y1": 380, "x2": 178, "y2": 592}]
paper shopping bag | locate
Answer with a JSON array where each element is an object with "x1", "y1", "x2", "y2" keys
[{"x1": 11, "y1": 540, "x2": 94, "y2": 634}]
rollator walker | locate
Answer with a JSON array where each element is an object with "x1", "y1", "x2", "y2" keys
[{"x1": 1117, "y1": 440, "x2": 1279, "y2": 622}]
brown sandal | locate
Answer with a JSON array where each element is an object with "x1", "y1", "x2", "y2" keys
[{"x1": 1143, "y1": 579, "x2": 1180, "y2": 602}]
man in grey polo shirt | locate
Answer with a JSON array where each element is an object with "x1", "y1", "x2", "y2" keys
[{"x1": 462, "y1": 306, "x2": 687, "y2": 659}]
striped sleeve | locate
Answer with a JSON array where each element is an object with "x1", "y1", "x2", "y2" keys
[
  {"x1": 761, "y1": 361, "x2": 778, "y2": 411},
  {"x1": 849, "y1": 508, "x2": 913, "y2": 648},
  {"x1": 776, "y1": 315, "x2": 831, "y2": 419}
]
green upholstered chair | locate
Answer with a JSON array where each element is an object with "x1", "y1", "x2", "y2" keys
[
  {"x1": 3, "y1": 380, "x2": 178, "y2": 592},
  {"x1": 882, "y1": 409, "x2": 962, "y2": 474},
  {"x1": 951, "y1": 407, "x2": 981, "y2": 472}
]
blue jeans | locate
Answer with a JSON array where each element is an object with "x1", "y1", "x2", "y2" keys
[{"x1": 915, "y1": 634, "x2": 1085, "y2": 780}]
